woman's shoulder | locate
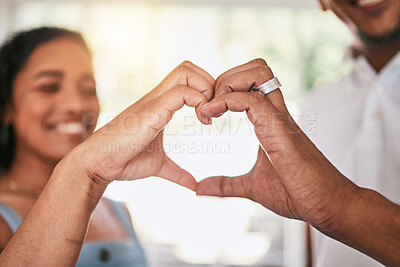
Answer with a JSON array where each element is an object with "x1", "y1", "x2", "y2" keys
[
  {"x1": 0, "y1": 214, "x2": 13, "y2": 252},
  {"x1": 0, "y1": 194, "x2": 37, "y2": 243},
  {"x1": 0, "y1": 195, "x2": 27, "y2": 252}
]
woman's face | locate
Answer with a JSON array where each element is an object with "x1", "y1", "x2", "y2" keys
[{"x1": 9, "y1": 37, "x2": 100, "y2": 164}]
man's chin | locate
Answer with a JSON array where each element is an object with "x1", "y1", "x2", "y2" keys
[{"x1": 358, "y1": 24, "x2": 400, "y2": 45}]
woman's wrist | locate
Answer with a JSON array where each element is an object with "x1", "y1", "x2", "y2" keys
[{"x1": 54, "y1": 145, "x2": 110, "y2": 203}]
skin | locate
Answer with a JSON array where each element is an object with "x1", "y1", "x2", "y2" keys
[
  {"x1": 198, "y1": 59, "x2": 358, "y2": 226},
  {"x1": 0, "y1": 4, "x2": 398, "y2": 262},
  {"x1": 319, "y1": 0, "x2": 400, "y2": 71},
  {"x1": 0, "y1": 55, "x2": 399, "y2": 266},
  {"x1": 1, "y1": 37, "x2": 99, "y2": 188},
  {"x1": 0, "y1": 57, "x2": 215, "y2": 265},
  {"x1": 314, "y1": 0, "x2": 400, "y2": 263},
  {"x1": 197, "y1": 59, "x2": 400, "y2": 267},
  {"x1": 0, "y1": 37, "x2": 132, "y2": 250}
]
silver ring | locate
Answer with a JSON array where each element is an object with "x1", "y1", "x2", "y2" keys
[{"x1": 251, "y1": 77, "x2": 281, "y2": 95}]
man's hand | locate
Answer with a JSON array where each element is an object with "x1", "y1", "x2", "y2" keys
[{"x1": 197, "y1": 58, "x2": 359, "y2": 232}]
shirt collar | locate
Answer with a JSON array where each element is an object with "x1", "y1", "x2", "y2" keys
[
  {"x1": 380, "y1": 50, "x2": 400, "y2": 74},
  {"x1": 349, "y1": 50, "x2": 400, "y2": 86}
]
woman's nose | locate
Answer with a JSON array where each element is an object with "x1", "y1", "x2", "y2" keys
[{"x1": 58, "y1": 87, "x2": 86, "y2": 115}]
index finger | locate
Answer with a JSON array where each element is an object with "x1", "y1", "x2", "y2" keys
[
  {"x1": 215, "y1": 58, "x2": 267, "y2": 90},
  {"x1": 181, "y1": 61, "x2": 216, "y2": 88},
  {"x1": 215, "y1": 59, "x2": 274, "y2": 98},
  {"x1": 148, "y1": 61, "x2": 215, "y2": 103},
  {"x1": 170, "y1": 61, "x2": 215, "y2": 101}
]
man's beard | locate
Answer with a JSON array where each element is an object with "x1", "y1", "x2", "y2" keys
[{"x1": 358, "y1": 21, "x2": 400, "y2": 45}]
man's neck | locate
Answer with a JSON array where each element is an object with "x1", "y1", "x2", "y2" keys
[{"x1": 354, "y1": 38, "x2": 400, "y2": 72}]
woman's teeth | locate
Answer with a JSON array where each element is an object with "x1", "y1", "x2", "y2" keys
[
  {"x1": 56, "y1": 122, "x2": 84, "y2": 134},
  {"x1": 356, "y1": 0, "x2": 385, "y2": 8}
]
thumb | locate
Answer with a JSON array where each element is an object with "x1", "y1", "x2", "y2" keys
[{"x1": 196, "y1": 174, "x2": 249, "y2": 198}]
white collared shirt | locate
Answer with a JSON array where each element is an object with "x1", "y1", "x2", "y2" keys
[{"x1": 299, "y1": 51, "x2": 400, "y2": 267}]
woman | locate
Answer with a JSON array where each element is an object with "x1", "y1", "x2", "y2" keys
[
  {"x1": 0, "y1": 27, "x2": 214, "y2": 266},
  {"x1": 0, "y1": 27, "x2": 398, "y2": 267}
]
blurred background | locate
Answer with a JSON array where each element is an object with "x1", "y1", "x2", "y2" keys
[{"x1": 0, "y1": 0, "x2": 352, "y2": 266}]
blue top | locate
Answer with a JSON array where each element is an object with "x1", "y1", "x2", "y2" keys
[{"x1": 0, "y1": 199, "x2": 147, "y2": 267}]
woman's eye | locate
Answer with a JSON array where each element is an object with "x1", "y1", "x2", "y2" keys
[
  {"x1": 82, "y1": 87, "x2": 97, "y2": 96},
  {"x1": 39, "y1": 84, "x2": 60, "y2": 93}
]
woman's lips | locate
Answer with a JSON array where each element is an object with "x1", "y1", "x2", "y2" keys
[
  {"x1": 47, "y1": 121, "x2": 88, "y2": 137},
  {"x1": 56, "y1": 122, "x2": 85, "y2": 135}
]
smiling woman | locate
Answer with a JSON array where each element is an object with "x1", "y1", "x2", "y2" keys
[
  {"x1": 0, "y1": 23, "x2": 221, "y2": 266},
  {"x1": 0, "y1": 28, "x2": 98, "y2": 170},
  {"x1": 8, "y1": 37, "x2": 99, "y2": 163},
  {"x1": 0, "y1": 27, "x2": 147, "y2": 266}
]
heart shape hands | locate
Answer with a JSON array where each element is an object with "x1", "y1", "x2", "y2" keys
[{"x1": 78, "y1": 58, "x2": 356, "y2": 233}]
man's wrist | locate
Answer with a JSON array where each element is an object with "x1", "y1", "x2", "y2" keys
[
  {"x1": 306, "y1": 173, "x2": 360, "y2": 234},
  {"x1": 331, "y1": 187, "x2": 400, "y2": 266}
]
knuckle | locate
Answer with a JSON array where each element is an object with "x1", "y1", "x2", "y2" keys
[
  {"x1": 215, "y1": 75, "x2": 223, "y2": 85},
  {"x1": 221, "y1": 82, "x2": 233, "y2": 94},
  {"x1": 174, "y1": 84, "x2": 187, "y2": 92},
  {"x1": 177, "y1": 64, "x2": 191, "y2": 73},
  {"x1": 250, "y1": 91, "x2": 266, "y2": 104},
  {"x1": 251, "y1": 58, "x2": 267, "y2": 66},
  {"x1": 221, "y1": 177, "x2": 233, "y2": 196},
  {"x1": 165, "y1": 85, "x2": 184, "y2": 98},
  {"x1": 215, "y1": 75, "x2": 225, "y2": 89},
  {"x1": 214, "y1": 77, "x2": 230, "y2": 95},
  {"x1": 180, "y1": 60, "x2": 194, "y2": 67},
  {"x1": 255, "y1": 65, "x2": 273, "y2": 81}
]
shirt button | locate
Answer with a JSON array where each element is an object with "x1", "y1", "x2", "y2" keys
[
  {"x1": 99, "y1": 248, "x2": 112, "y2": 262},
  {"x1": 371, "y1": 110, "x2": 380, "y2": 119}
]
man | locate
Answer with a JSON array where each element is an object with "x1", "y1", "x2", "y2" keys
[
  {"x1": 299, "y1": 0, "x2": 400, "y2": 266},
  {"x1": 198, "y1": 0, "x2": 400, "y2": 265},
  {"x1": 195, "y1": 58, "x2": 400, "y2": 267}
]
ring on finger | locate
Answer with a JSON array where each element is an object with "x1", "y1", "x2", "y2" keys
[{"x1": 250, "y1": 77, "x2": 281, "y2": 95}]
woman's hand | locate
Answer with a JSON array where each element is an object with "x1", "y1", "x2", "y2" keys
[
  {"x1": 0, "y1": 61, "x2": 215, "y2": 267},
  {"x1": 74, "y1": 61, "x2": 215, "y2": 190},
  {"x1": 196, "y1": 59, "x2": 359, "y2": 231}
]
